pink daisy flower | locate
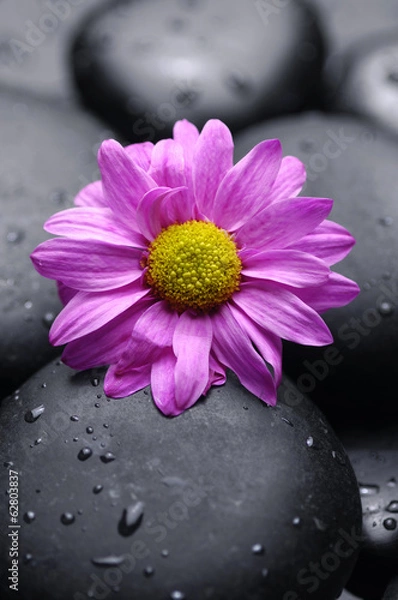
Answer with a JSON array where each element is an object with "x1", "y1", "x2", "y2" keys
[{"x1": 31, "y1": 119, "x2": 359, "y2": 416}]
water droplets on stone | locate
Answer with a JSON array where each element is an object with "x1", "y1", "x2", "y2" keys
[
  {"x1": 25, "y1": 405, "x2": 45, "y2": 423},
  {"x1": 292, "y1": 516, "x2": 301, "y2": 527},
  {"x1": 387, "y1": 477, "x2": 397, "y2": 488},
  {"x1": 378, "y1": 301, "x2": 394, "y2": 316},
  {"x1": 70, "y1": 415, "x2": 79, "y2": 422},
  {"x1": 60, "y1": 512, "x2": 75, "y2": 525},
  {"x1": 78, "y1": 447, "x2": 93, "y2": 461},
  {"x1": 100, "y1": 452, "x2": 115, "y2": 463},
  {"x1": 251, "y1": 543, "x2": 265, "y2": 556},
  {"x1": 93, "y1": 484, "x2": 103, "y2": 494},
  {"x1": 331, "y1": 450, "x2": 346, "y2": 466},
  {"x1": 306, "y1": 436, "x2": 314, "y2": 448},
  {"x1": 387, "y1": 501, "x2": 398, "y2": 513},
  {"x1": 6, "y1": 229, "x2": 24, "y2": 244},
  {"x1": 91, "y1": 377, "x2": 100, "y2": 387},
  {"x1": 143, "y1": 565, "x2": 155, "y2": 577},
  {"x1": 313, "y1": 517, "x2": 328, "y2": 531},
  {"x1": 170, "y1": 592, "x2": 185, "y2": 600},
  {"x1": 119, "y1": 501, "x2": 144, "y2": 536},
  {"x1": 24, "y1": 300, "x2": 33, "y2": 310},
  {"x1": 24, "y1": 511, "x2": 35, "y2": 524},
  {"x1": 359, "y1": 484, "x2": 380, "y2": 496},
  {"x1": 86, "y1": 426, "x2": 94, "y2": 434},
  {"x1": 23, "y1": 553, "x2": 33, "y2": 564},
  {"x1": 379, "y1": 216, "x2": 393, "y2": 226},
  {"x1": 281, "y1": 417, "x2": 294, "y2": 427},
  {"x1": 383, "y1": 517, "x2": 397, "y2": 531},
  {"x1": 161, "y1": 549, "x2": 169, "y2": 558},
  {"x1": 261, "y1": 567, "x2": 269, "y2": 578},
  {"x1": 42, "y1": 312, "x2": 55, "y2": 328},
  {"x1": 91, "y1": 555, "x2": 126, "y2": 567}
]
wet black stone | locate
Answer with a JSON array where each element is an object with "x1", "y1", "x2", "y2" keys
[
  {"x1": 234, "y1": 113, "x2": 398, "y2": 428},
  {"x1": 325, "y1": 33, "x2": 398, "y2": 137},
  {"x1": 0, "y1": 89, "x2": 116, "y2": 399},
  {"x1": 0, "y1": 359, "x2": 361, "y2": 599},
  {"x1": 0, "y1": 0, "x2": 109, "y2": 99},
  {"x1": 338, "y1": 427, "x2": 398, "y2": 600},
  {"x1": 71, "y1": 0, "x2": 324, "y2": 142}
]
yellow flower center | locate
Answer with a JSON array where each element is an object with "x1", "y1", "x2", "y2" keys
[{"x1": 145, "y1": 220, "x2": 242, "y2": 313}]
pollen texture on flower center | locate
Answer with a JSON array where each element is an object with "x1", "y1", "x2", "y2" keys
[{"x1": 145, "y1": 220, "x2": 242, "y2": 313}]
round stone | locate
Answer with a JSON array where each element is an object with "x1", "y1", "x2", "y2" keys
[
  {"x1": 0, "y1": 0, "x2": 109, "y2": 99},
  {"x1": 71, "y1": 0, "x2": 324, "y2": 142},
  {"x1": 234, "y1": 113, "x2": 398, "y2": 428},
  {"x1": 326, "y1": 33, "x2": 398, "y2": 137},
  {"x1": 0, "y1": 359, "x2": 361, "y2": 599},
  {"x1": 0, "y1": 88, "x2": 115, "y2": 399}
]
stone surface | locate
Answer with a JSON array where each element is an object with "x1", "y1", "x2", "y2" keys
[
  {"x1": 339, "y1": 428, "x2": 398, "y2": 600},
  {"x1": 325, "y1": 33, "x2": 398, "y2": 137},
  {"x1": 234, "y1": 113, "x2": 398, "y2": 428},
  {"x1": 0, "y1": 89, "x2": 115, "y2": 399},
  {"x1": 71, "y1": 0, "x2": 324, "y2": 142},
  {"x1": 0, "y1": 0, "x2": 110, "y2": 100},
  {"x1": 0, "y1": 362, "x2": 361, "y2": 600},
  {"x1": 383, "y1": 577, "x2": 398, "y2": 600}
]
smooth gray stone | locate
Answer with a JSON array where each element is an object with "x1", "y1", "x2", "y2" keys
[{"x1": 0, "y1": 361, "x2": 361, "y2": 600}]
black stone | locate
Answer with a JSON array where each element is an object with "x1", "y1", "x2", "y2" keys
[
  {"x1": 234, "y1": 113, "x2": 398, "y2": 428},
  {"x1": 0, "y1": 359, "x2": 361, "y2": 600},
  {"x1": 325, "y1": 33, "x2": 398, "y2": 137},
  {"x1": 71, "y1": 0, "x2": 324, "y2": 142},
  {"x1": 338, "y1": 427, "x2": 398, "y2": 600},
  {"x1": 383, "y1": 577, "x2": 398, "y2": 600},
  {"x1": 0, "y1": 0, "x2": 109, "y2": 100},
  {"x1": 0, "y1": 88, "x2": 116, "y2": 399}
]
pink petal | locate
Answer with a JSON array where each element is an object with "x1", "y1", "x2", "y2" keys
[
  {"x1": 173, "y1": 119, "x2": 199, "y2": 166},
  {"x1": 31, "y1": 238, "x2": 143, "y2": 291},
  {"x1": 151, "y1": 349, "x2": 178, "y2": 416},
  {"x1": 204, "y1": 353, "x2": 227, "y2": 393},
  {"x1": 74, "y1": 181, "x2": 107, "y2": 208},
  {"x1": 124, "y1": 141, "x2": 154, "y2": 170},
  {"x1": 288, "y1": 220, "x2": 356, "y2": 266},
  {"x1": 267, "y1": 156, "x2": 306, "y2": 204},
  {"x1": 50, "y1": 283, "x2": 150, "y2": 345},
  {"x1": 193, "y1": 119, "x2": 234, "y2": 219},
  {"x1": 148, "y1": 139, "x2": 187, "y2": 188},
  {"x1": 44, "y1": 207, "x2": 147, "y2": 248},
  {"x1": 57, "y1": 281, "x2": 77, "y2": 305},
  {"x1": 213, "y1": 139, "x2": 282, "y2": 231},
  {"x1": 242, "y1": 249, "x2": 330, "y2": 288},
  {"x1": 212, "y1": 303, "x2": 277, "y2": 405},
  {"x1": 104, "y1": 363, "x2": 151, "y2": 398},
  {"x1": 98, "y1": 139, "x2": 156, "y2": 223},
  {"x1": 135, "y1": 186, "x2": 188, "y2": 241},
  {"x1": 115, "y1": 301, "x2": 178, "y2": 372},
  {"x1": 229, "y1": 303, "x2": 282, "y2": 385},
  {"x1": 233, "y1": 282, "x2": 333, "y2": 346},
  {"x1": 293, "y1": 272, "x2": 360, "y2": 313},
  {"x1": 173, "y1": 312, "x2": 213, "y2": 411},
  {"x1": 62, "y1": 298, "x2": 152, "y2": 369},
  {"x1": 236, "y1": 197, "x2": 333, "y2": 251}
]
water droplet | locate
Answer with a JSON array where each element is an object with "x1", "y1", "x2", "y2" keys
[
  {"x1": 379, "y1": 216, "x2": 394, "y2": 226},
  {"x1": 42, "y1": 312, "x2": 55, "y2": 328},
  {"x1": 6, "y1": 230, "x2": 24, "y2": 244},
  {"x1": 359, "y1": 484, "x2": 380, "y2": 496},
  {"x1": 251, "y1": 543, "x2": 265, "y2": 556},
  {"x1": 34, "y1": 438, "x2": 42, "y2": 446},
  {"x1": 60, "y1": 512, "x2": 75, "y2": 525},
  {"x1": 281, "y1": 417, "x2": 294, "y2": 427},
  {"x1": 386, "y1": 501, "x2": 398, "y2": 513},
  {"x1": 70, "y1": 415, "x2": 79, "y2": 422},
  {"x1": 91, "y1": 377, "x2": 100, "y2": 387},
  {"x1": 101, "y1": 452, "x2": 115, "y2": 463},
  {"x1": 93, "y1": 484, "x2": 103, "y2": 494},
  {"x1": 170, "y1": 592, "x2": 185, "y2": 600},
  {"x1": 24, "y1": 511, "x2": 35, "y2": 524},
  {"x1": 383, "y1": 517, "x2": 397, "y2": 530},
  {"x1": 94, "y1": 403, "x2": 100, "y2": 408},
  {"x1": 103, "y1": 423, "x2": 109, "y2": 429},
  {"x1": 161, "y1": 476, "x2": 185, "y2": 488},
  {"x1": 25, "y1": 405, "x2": 45, "y2": 423},
  {"x1": 387, "y1": 478, "x2": 397, "y2": 487},
  {"x1": 86, "y1": 426, "x2": 94, "y2": 434},
  {"x1": 261, "y1": 567, "x2": 269, "y2": 578},
  {"x1": 242, "y1": 405, "x2": 248, "y2": 410},
  {"x1": 41, "y1": 382, "x2": 47, "y2": 389},
  {"x1": 306, "y1": 436, "x2": 314, "y2": 447},
  {"x1": 77, "y1": 509, "x2": 83, "y2": 515},
  {"x1": 292, "y1": 516, "x2": 301, "y2": 527},
  {"x1": 24, "y1": 300, "x2": 33, "y2": 310},
  {"x1": 382, "y1": 271, "x2": 392, "y2": 280},
  {"x1": 91, "y1": 555, "x2": 126, "y2": 567},
  {"x1": 23, "y1": 553, "x2": 33, "y2": 564},
  {"x1": 73, "y1": 437, "x2": 79, "y2": 442},
  {"x1": 313, "y1": 517, "x2": 328, "y2": 531},
  {"x1": 4, "y1": 461, "x2": 14, "y2": 468},
  {"x1": 331, "y1": 450, "x2": 346, "y2": 466},
  {"x1": 161, "y1": 549, "x2": 169, "y2": 557},
  {"x1": 119, "y1": 501, "x2": 144, "y2": 536},
  {"x1": 78, "y1": 447, "x2": 93, "y2": 461},
  {"x1": 143, "y1": 565, "x2": 155, "y2": 577},
  {"x1": 378, "y1": 301, "x2": 394, "y2": 316}
]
